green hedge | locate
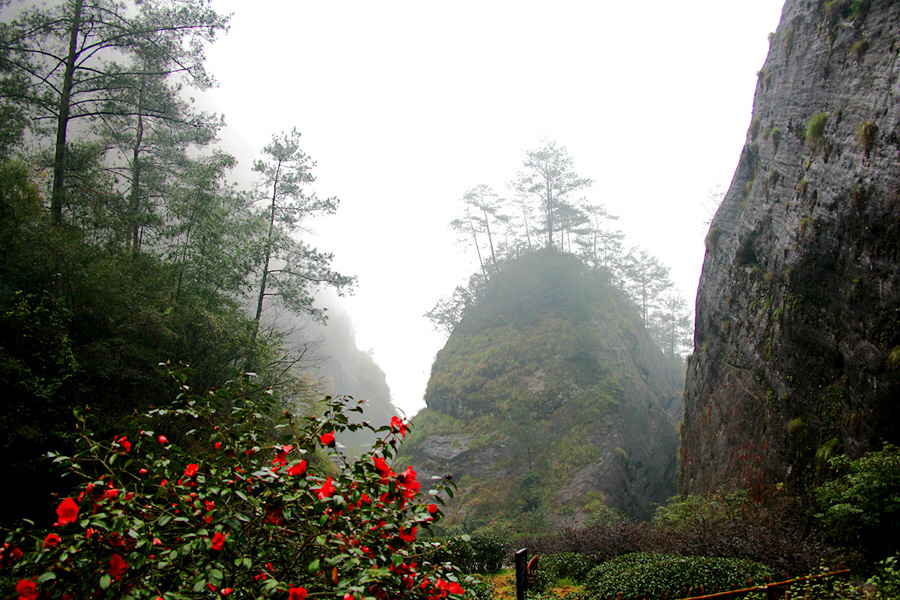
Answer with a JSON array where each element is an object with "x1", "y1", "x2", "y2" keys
[
  {"x1": 584, "y1": 553, "x2": 773, "y2": 600},
  {"x1": 539, "y1": 552, "x2": 597, "y2": 583}
]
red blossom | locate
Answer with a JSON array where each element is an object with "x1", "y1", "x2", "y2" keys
[
  {"x1": 398, "y1": 526, "x2": 417, "y2": 543},
  {"x1": 289, "y1": 586, "x2": 308, "y2": 600},
  {"x1": 43, "y1": 533, "x2": 61, "y2": 547},
  {"x1": 113, "y1": 435, "x2": 131, "y2": 452},
  {"x1": 288, "y1": 460, "x2": 307, "y2": 476},
  {"x1": 158, "y1": 435, "x2": 167, "y2": 444},
  {"x1": 272, "y1": 445, "x2": 291, "y2": 466},
  {"x1": 184, "y1": 463, "x2": 199, "y2": 478},
  {"x1": 16, "y1": 579, "x2": 38, "y2": 600},
  {"x1": 221, "y1": 588, "x2": 233, "y2": 596},
  {"x1": 319, "y1": 430, "x2": 336, "y2": 447},
  {"x1": 373, "y1": 457, "x2": 394, "y2": 482},
  {"x1": 264, "y1": 505, "x2": 284, "y2": 525},
  {"x1": 109, "y1": 553, "x2": 128, "y2": 581},
  {"x1": 11, "y1": 547, "x2": 23, "y2": 559},
  {"x1": 56, "y1": 497, "x2": 79, "y2": 525},
  {"x1": 315, "y1": 477, "x2": 336, "y2": 500},
  {"x1": 391, "y1": 416, "x2": 408, "y2": 437},
  {"x1": 211, "y1": 531, "x2": 227, "y2": 551}
]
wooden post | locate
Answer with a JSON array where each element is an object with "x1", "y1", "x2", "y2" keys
[{"x1": 515, "y1": 548, "x2": 528, "y2": 600}]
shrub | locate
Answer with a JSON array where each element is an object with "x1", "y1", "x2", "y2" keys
[
  {"x1": 539, "y1": 552, "x2": 596, "y2": 583},
  {"x1": 583, "y1": 553, "x2": 772, "y2": 600},
  {"x1": 0, "y1": 371, "x2": 470, "y2": 600},
  {"x1": 806, "y1": 113, "x2": 829, "y2": 150},
  {"x1": 816, "y1": 443, "x2": 900, "y2": 561},
  {"x1": 869, "y1": 556, "x2": 900, "y2": 599},
  {"x1": 855, "y1": 120, "x2": 878, "y2": 158}
]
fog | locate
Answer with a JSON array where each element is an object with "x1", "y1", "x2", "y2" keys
[{"x1": 198, "y1": 1, "x2": 785, "y2": 416}]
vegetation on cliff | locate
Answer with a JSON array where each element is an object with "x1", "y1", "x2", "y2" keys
[{"x1": 402, "y1": 250, "x2": 682, "y2": 531}]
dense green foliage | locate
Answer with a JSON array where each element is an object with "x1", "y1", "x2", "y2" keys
[
  {"x1": 816, "y1": 444, "x2": 900, "y2": 561},
  {"x1": 582, "y1": 553, "x2": 772, "y2": 600},
  {"x1": 1, "y1": 373, "x2": 467, "y2": 600},
  {"x1": 0, "y1": 0, "x2": 358, "y2": 526}
]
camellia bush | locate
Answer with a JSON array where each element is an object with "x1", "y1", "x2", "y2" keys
[{"x1": 1, "y1": 369, "x2": 467, "y2": 600}]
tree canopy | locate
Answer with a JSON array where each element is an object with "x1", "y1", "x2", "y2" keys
[{"x1": 432, "y1": 140, "x2": 693, "y2": 359}]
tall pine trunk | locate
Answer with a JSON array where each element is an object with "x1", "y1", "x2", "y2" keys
[{"x1": 50, "y1": 0, "x2": 83, "y2": 226}]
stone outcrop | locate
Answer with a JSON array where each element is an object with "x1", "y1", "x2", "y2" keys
[
  {"x1": 401, "y1": 250, "x2": 682, "y2": 525},
  {"x1": 683, "y1": 0, "x2": 900, "y2": 495}
]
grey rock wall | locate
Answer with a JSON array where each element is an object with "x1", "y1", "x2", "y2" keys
[{"x1": 683, "y1": 0, "x2": 900, "y2": 495}]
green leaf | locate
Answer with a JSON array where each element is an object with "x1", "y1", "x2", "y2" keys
[
  {"x1": 100, "y1": 575, "x2": 111, "y2": 590},
  {"x1": 158, "y1": 515, "x2": 171, "y2": 527},
  {"x1": 308, "y1": 559, "x2": 320, "y2": 573},
  {"x1": 37, "y1": 572, "x2": 57, "y2": 583}
]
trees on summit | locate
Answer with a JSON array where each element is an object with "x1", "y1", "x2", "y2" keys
[{"x1": 435, "y1": 140, "x2": 694, "y2": 358}]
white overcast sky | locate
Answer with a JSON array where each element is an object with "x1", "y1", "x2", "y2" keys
[{"x1": 198, "y1": 1, "x2": 787, "y2": 417}]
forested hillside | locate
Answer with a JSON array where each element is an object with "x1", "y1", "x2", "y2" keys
[{"x1": 0, "y1": 0, "x2": 391, "y2": 524}]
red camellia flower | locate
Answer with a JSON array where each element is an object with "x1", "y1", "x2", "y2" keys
[
  {"x1": 344, "y1": 594, "x2": 354, "y2": 600},
  {"x1": 319, "y1": 430, "x2": 335, "y2": 447},
  {"x1": 221, "y1": 588, "x2": 233, "y2": 596},
  {"x1": 398, "y1": 526, "x2": 417, "y2": 543},
  {"x1": 272, "y1": 445, "x2": 293, "y2": 466},
  {"x1": 373, "y1": 457, "x2": 394, "y2": 482},
  {"x1": 315, "y1": 477, "x2": 336, "y2": 500},
  {"x1": 109, "y1": 553, "x2": 128, "y2": 581},
  {"x1": 288, "y1": 587, "x2": 308, "y2": 600},
  {"x1": 211, "y1": 531, "x2": 227, "y2": 551},
  {"x1": 43, "y1": 533, "x2": 61, "y2": 547},
  {"x1": 56, "y1": 497, "x2": 79, "y2": 525},
  {"x1": 184, "y1": 463, "x2": 199, "y2": 478},
  {"x1": 390, "y1": 416, "x2": 408, "y2": 437},
  {"x1": 428, "y1": 503, "x2": 439, "y2": 514},
  {"x1": 113, "y1": 435, "x2": 131, "y2": 452},
  {"x1": 16, "y1": 578, "x2": 38, "y2": 600},
  {"x1": 158, "y1": 435, "x2": 167, "y2": 444},
  {"x1": 288, "y1": 460, "x2": 307, "y2": 476}
]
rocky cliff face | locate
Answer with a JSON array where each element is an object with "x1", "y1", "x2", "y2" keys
[
  {"x1": 683, "y1": 0, "x2": 900, "y2": 496},
  {"x1": 401, "y1": 251, "x2": 682, "y2": 525}
]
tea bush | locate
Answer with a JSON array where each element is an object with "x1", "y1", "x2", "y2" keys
[
  {"x1": 538, "y1": 552, "x2": 595, "y2": 583},
  {"x1": 583, "y1": 553, "x2": 772, "y2": 600},
  {"x1": 816, "y1": 444, "x2": 900, "y2": 561},
  {"x1": 0, "y1": 370, "x2": 470, "y2": 600}
]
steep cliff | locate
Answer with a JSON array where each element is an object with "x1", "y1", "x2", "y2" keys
[
  {"x1": 683, "y1": 0, "x2": 900, "y2": 496},
  {"x1": 400, "y1": 250, "x2": 682, "y2": 526},
  {"x1": 302, "y1": 301, "x2": 398, "y2": 455}
]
